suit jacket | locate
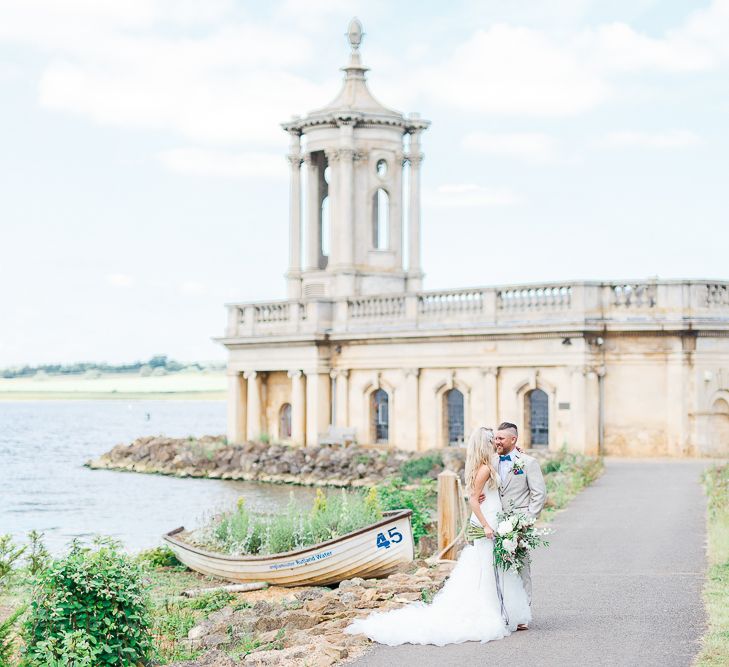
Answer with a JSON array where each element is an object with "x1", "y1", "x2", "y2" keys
[{"x1": 495, "y1": 450, "x2": 547, "y2": 518}]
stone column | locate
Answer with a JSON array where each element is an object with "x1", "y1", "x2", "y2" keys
[
  {"x1": 331, "y1": 369, "x2": 350, "y2": 427},
  {"x1": 482, "y1": 367, "x2": 499, "y2": 428},
  {"x1": 288, "y1": 370, "x2": 306, "y2": 446},
  {"x1": 305, "y1": 154, "x2": 321, "y2": 270},
  {"x1": 398, "y1": 368, "x2": 420, "y2": 451},
  {"x1": 407, "y1": 130, "x2": 424, "y2": 291},
  {"x1": 305, "y1": 371, "x2": 331, "y2": 446},
  {"x1": 569, "y1": 366, "x2": 587, "y2": 454},
  {"x1": 585, "y1": 367, "x2": 601, "y2": 456},
  {"x1": 338, "y1": 120, "x2": 356, "y2": 268},
  {"x1": 226, "y1": 370, "x2": 246, "y2": 445},
  {"x1": 286, "y1": 132, "x2": 302, "y2": 298},
  {"x1": 244, "y1": 371, "x2": 262, "y2": 441}
]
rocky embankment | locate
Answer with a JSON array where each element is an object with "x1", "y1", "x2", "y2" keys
[
  {"x1": 87, "y1": 435, "x2": 466, "y2": 487},
  {"x1": 170, "y1": 561, "x2": 454, "y2": 666}
]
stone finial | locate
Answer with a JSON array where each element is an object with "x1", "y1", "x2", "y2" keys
[{"x1": 347, "y1": 18, "x2": 364, "y2": 52}]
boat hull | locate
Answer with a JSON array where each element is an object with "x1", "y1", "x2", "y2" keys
[{"x1": 163, "y1": 510, "x2": 414, "y2": 587}]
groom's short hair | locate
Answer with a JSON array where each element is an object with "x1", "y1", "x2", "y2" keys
[{"x1": 498, "y1": 422, "x2": 518, "y2": 435}]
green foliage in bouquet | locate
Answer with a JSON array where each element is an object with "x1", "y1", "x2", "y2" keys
[
  {"x1": 491, "y1": 510, "x2": 550, "y2": 572},
  {"x1": 21, "y1": 540, "x2": 153, "y2": 667}
]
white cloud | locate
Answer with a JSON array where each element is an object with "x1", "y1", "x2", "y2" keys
[
  {"x1": 157, "y1": 147, "x2": 287, "y2": 180},
  {"x1": 424, "y1": 184, "x2": 519, "y2": 208},
  {"x1": 106, "y1": 273, "x2": 134, "y2": 288},
  {"x1": 37, "y1": 47, "x2": 329, "y2": 146},
  {"x1": 583, "y1": 22, "x2": 712, "y2": 72},
  {"x1": 420, "y1": 25, "x2": 610, "y2": 116},
  {"x1": 596, "y1": 130, "x2": 702, "y2": 149},
  {"x1": 462, "y1": 132, "x2": 557, "y2": 164},
  {"x1": 417, "y1": 3, "x2": 729, "y2": 118}
]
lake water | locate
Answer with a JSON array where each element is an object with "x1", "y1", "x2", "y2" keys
[{"x1": 0, "y1": 400, "x2": 317, "y2": 554}]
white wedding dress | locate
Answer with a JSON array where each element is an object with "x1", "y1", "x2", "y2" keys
[{"x1": 345, "y1": 484, "x2": 531, "y2": 646}]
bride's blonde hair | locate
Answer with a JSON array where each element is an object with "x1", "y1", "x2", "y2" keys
[{"x1": 464, "y1": 426, "x2": 498, "y2": 492}]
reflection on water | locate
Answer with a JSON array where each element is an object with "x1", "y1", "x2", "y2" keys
[{"x1": 0, "y1": 400, "x2": 317, "y2": 553}]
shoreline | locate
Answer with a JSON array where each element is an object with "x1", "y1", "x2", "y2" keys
[
  {"x1": 86, "y1": 435, "x2": 463, "y2": 489},
  {"x1": 0, "y1": 391, "x2": 226, "y2": 401}
]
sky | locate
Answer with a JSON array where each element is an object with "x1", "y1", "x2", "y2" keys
[{"x1": 1, "y1": 0, "x2": 728, "y2": 366}]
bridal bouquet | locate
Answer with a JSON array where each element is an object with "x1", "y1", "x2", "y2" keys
[{"x1": 492, "y1": 509, "x2": 549, "y2": 572}]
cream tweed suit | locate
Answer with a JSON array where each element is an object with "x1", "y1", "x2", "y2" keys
[{"x1": 495, "y1": 450, "x2": 547, "y2": 604}]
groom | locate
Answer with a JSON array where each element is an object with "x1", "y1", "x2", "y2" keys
[{"x1": 487, "y1": 421, "x2": 547, "y2": 629}]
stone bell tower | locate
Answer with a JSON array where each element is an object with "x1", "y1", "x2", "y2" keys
[{"x1": 282, "y1": 18, "x2": 430, "y2": 299}]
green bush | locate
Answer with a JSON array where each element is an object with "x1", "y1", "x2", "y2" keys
[
  {"x1": 136, "y1": 545, "x2": 181, "y2": 569},
  {"x1": 541, "y1": 458, "x2": 564, "y2": 474},
  {"x1": 0, "y1": 605, "x2": 25, "y2": 666},
  {"x1": 22, "y1": 541, "x2": 152, "y2": 667},
  {"x1": 400, "y1": 453, "x2": 443, "y2": 482},
  {"x1": 30, "y1": 630, "x2": 99, "y2": 667},
  {"x1": 0, "y1": 535, "x2": 26, "y2": 587},
  {"x1": 25, "y1": 531, "x2": 51, "y2": 576},
  {"x1": 184, "y1": 590, "x2": 234, "y2": 613},
  {"x1": 375, "y1": 478, "x2": 436, "y2": 543},
  {"x1": 541, "y1": 450, "x2": 603, "y2": 519},
  {"x1": 198, "y1": 489, "x2": 382, "y2": 556}
]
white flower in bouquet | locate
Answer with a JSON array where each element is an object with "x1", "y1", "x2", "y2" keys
[
  {"x1": 497, "y1": 519, "x2": 514, "y2": 536},
  {"x1": 502, "y1": 538, "x2": 517, "y2": 553}
]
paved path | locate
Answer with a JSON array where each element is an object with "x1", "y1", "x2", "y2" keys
[{"x1": 354, "y1": 460, "x2": 709, "y2": 667}]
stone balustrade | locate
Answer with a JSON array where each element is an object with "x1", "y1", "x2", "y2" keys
[
  {"x1": 349, "y1": 295, "x2": 405, "y2": 319},
  {"x1": 418, "y1": 288, "x2": 487, "y2": 316},
  {"x1": 222, "y1": 280, "x2": 729, "y2": 339},
  {"x1": 497, "y1": 285, "x2": 572, "y2": 311}
]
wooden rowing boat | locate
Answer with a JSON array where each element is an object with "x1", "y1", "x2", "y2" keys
[{"x1": 163, "y1": 509, "x2": 414, "y2": 587}]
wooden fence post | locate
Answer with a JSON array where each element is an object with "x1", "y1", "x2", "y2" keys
[{"x1": 437, "y1": 470, "x2": 460, "y2": 560}]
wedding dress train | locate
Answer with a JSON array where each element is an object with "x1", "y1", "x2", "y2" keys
[{"x1": 345, "y1": 485, "x2": 531, "y2": 646}]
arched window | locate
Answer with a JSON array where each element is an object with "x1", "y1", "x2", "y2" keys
[
  {"x1": 279, "y1": 403, "x2": 292, "y2": 439},
  {"x1": 526, "y1": 389, "x2": 549, "y2": 446},
  {"x1": 372, "y1": 188, "x2": 389, "y2": 250},
  {"x1": 372, "y1": 389, "x2": 389, "y2": 443},
  {"x1": 445, "y1": 388, "x2": 464, "y2": 446}
]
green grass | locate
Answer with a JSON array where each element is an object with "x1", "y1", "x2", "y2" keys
[
  {"x1": 399, "y1": 453, "x2": 443, "y2": 482},
  {"x1": 195, "y1": 488, "x2": 382, "y2": 556},
  {"x1": 540, "y1": 450, "x2": 604, "y2": 522},
  {"x1": 697, "y1": 464, "x2": 729, "y2": 667}
]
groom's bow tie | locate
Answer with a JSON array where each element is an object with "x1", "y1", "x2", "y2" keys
[{"x1": 499, "y1": 455, "x2": 512, "y2": 462}]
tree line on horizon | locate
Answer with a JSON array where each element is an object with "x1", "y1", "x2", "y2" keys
[{"x1": 1, "y1": 355, "x2": 225, "y2": 379}]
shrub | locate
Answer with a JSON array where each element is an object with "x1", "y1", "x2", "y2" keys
[
  {"x1": 197, "y1": 489, "x2": 382, "y2": 556},
  {"x1": 400, "y1": 453, "x2": 443, "y2": 482},
  {"x1": 30, "y1": 630, "x2": 98, "y2": 667},
  {"x1": 0, "y1": 605, "x2": 26, "y2": 666},
  {"x1": 0, "y1": 535, "x2": 26, "y2": 587},
  {"x1": 22, "y1": 541, "x2": 152, "y2": 667},
  {"x1": 26, "y1": 531, "x2": 51, "y2": 576},
  {"x1": 184, "y1": 590, "x2": 234, "y2": 613},
  {"x1": 136, "y1": 545, "x2": 180, "y2": 569},
  {"x1": 375, "y1": 478, "x2": 437, "y2": 544}
]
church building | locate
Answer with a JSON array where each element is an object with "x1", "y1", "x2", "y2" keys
[{"x1": 218, "y1": 19, "x2": 729, "y2": 457}]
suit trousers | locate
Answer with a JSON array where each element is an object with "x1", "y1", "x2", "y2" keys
[{"x1": 519, "y1": 552, "x2": 532, "y2": 605}]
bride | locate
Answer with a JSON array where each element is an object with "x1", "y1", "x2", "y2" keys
[{"x1": 345, "y1": 427, "x2": 531, "y2": 646}]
